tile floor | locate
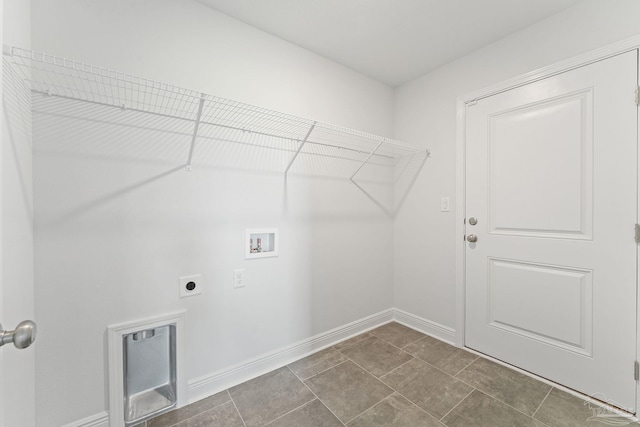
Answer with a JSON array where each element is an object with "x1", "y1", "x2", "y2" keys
[{"x1": 142, "y1": 322, "x2": 637, "y2": 427}]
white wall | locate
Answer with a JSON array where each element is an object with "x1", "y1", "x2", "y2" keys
[
  {"x1": 31, "y1": 0, "x2": 392, "y2": 136},
  {"x1": 30, "y1": 1, "x2": 395, "y2": 426},
  {"x1": 28, "y1": 0, "x2": 640, "y2": 425},
  {"x1": 1, "y1": 1, "x2": 35, "y2": 426},
  {"x1": 393, "y1": 0, "x2": 640, "y2": 333}
]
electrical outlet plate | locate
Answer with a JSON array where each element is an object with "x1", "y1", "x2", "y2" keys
[
  {"x1": 233, "y1": 269, "x2": 245, "y2": 288},
  {"x1": 440, "y1": 197, "x2": 450, "y2": 212},
  {"x1": 179, "y1": 274, "x2": 202, "y2": 298}
]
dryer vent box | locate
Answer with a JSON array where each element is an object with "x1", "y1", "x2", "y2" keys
[{"x1": 123, "y1": 324, "x2": 177, "y2": 425}]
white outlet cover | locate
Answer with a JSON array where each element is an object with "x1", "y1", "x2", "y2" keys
[
  {"x1": 440, "y1": 197, "x2": 450, "y2": 212},
  {"x1": 233, "y1": 269, "x2": 245, "y2": 288},
  {"x1": 179, "y1": 274, "x2": 202, "y2": 298}
]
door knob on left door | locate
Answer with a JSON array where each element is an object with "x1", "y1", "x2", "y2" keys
[
  {"x1": 467, "y1": 234, "x2": 478, "y2": 243},
  {"x1": 0, "y1": 320, "x2": 37, "y2": 349}
]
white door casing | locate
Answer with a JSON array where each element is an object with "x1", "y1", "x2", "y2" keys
[
  {"x1": 464, "y1": 51, "x2": 638, "y2": 411},
  {"x1": 0, "y1": 4, "x2": 5, "y2": 423},
  {"x1": 1, "y1": 2, "x2": 37, "y2": 423}
]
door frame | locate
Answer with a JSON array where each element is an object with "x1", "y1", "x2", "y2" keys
[
  {"x1": 455, "y1": 34, "x2": 640, "y2": 410},
  {"x1": 0, "y1": 2, "x2": 4, "y2": 424}
]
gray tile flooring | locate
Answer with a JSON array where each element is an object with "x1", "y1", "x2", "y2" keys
[{"x1": 144, "y1": 322, "x2": 637, "y2": 427}]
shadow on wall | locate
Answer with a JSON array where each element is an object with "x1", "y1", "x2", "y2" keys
[
  {"x1": 3, "y1": 56, "x2": 33, "y2": 219},
  {"x1": 30, "y1": 92, "x2": 429, "y2": 220},
  {"x1": 7, "y1": 50, "x2": 428, "y2": 425}
]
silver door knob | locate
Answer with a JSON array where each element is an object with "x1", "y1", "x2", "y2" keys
[
  {"x1": 468, "y1": 217, "x2": 478, "y2": 226},
  {"x1": 0, "y1": 320, "x2": 37, "y2": 349},
  {"x1": 467, "y1": 234, "x2": 478, "y2": 243}
]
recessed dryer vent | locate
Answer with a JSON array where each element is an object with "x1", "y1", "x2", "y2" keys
[
  {"x1": 123, "y1": 324, "x2": 176, "y2": 425},
  {"x1": 108, "y1": 312, "x2": 186, "y2": 427}
]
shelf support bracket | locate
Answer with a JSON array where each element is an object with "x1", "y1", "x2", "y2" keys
[
  {"x1": 349, "y1": 140, "x2": 385, "y2": 181},
  {"x1": 186, "y1": 95, "x2": 206, "y2": 171},
  {"x1": 284, "y1": 121, "x2": 316, "y2": 176}
]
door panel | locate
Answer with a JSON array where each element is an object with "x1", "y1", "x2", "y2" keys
[
  {"x1": 465, "y1": 50, "x2": 638, "y2": 412},
  {"x1": 488, "y1": 258, "x2": 592, "y2": 355},
  {"x1": 489, "y1": 89, "x2": 593, "y2": 239}
]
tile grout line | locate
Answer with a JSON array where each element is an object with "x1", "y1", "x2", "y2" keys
[
  {"x1": 153, "y1": 327, "x2": 574, "y2": 427},
  {"x1": 378, "y1": 357, "x2": 415, "y2": 380},
  {"x1": 364, "y1": 337, "x2": 457, "y2": 424},
  {"x1": 290, "y1": 348, "x2": 344, "y2": 376},
  {"x1": 531, "y1": 386, "x2": 554, "y2": 420},
  {"x1": 338, "y1": 331, "x2": 427, "y2": 378},
  {"x1": 451, "y1": 355, "x2": 480, "y2": 377},
  {"x1": 470, "y1": 389, "x2": 551, "y2": 423},
  {"x1": 303, "y1": 358, "x2": 351, "y2": 380},
  {"x1": 172, "y1": 401, "x2": 238, "y2": 427},
  {"x1": 292, "y1": 365, "x2": 348, "y2": 427},
  {"x1": 343, "y1": 356, "x2": 398, "y2": 392},
  {"x1": 150, "y1": 394, "x2": 234, "y2": 427},
  {"x1": 391, "y1": 391, "x2": 449, "y2": 426},
  {"x1": 451, "y1": 374, "x2": 552, "y2": 421},
  {"x1": 335, "y1": 336, "x2": 379, "y2": 356},
  {"x1": 368, "y1": 352, "x2": 452, "y2": 422},
  {"x1": 227, "y1": 389, "x2": 248, "y2": 427},
  {"x1": 337, "y1": 324, "x2": 431, "y2": 364},
  {"x1": 449, "y1": 359, "x2": 562, "y2": 422},
  {"x1": 294, "y1": 355, "x2": 349, "y2": 382},
  {"x1": 200, "y1": 331, "x2": 475, "y2": 426},
  {"x1": 409, "y1": 352, "x2": 474, "y2": 381},
  {"x1": 342, "y1": 394, "x2": 391, "y2": 425},
  {"x1": 370, "y1": 329, "x2": 425, "y2": 349},
  {"x1": 399, "y1": 335, "x2": 429, "y2": 350},
  {"x1": 328, "y1": 357, "x2": 397, "y2": 425},
  {"x1": 333, "y1": 333, "x2": 373, "y2": 352},
  {"x1": 261, "y1": 398, "x2": 319, "y2": 427},
  {"x1": 370, "y1": 331, "x2": 427, "y2": 354},
  {"x1": 438, "y1": 387, "x2": 477, "y2": 422},
  {"x1": 166, "y1": 326, "x2": 610, "y2": 427},
  {"x1": 375, "y1": 333, "x2": 475, "y2": 379},
  {"x1": 345, "y1": 334, "x2": 480, "y2": 423}
]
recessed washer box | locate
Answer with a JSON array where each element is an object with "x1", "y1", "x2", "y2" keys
[{"x1": 246, "y1": 228, "x2": 278, "y2": 259}]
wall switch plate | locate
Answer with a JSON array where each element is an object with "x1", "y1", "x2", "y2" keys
[
  {"x1": 440, "y1": 197, "x2": 450, "y2": 212},
  {"x1": 179, "y1": 274, "x2": 202, "y2": 298},
  {"x1": 233, "y1": 269, "x2": 245, "y2": 288}
]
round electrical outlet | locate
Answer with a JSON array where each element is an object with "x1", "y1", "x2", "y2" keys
[{"x1": 179, "y1": 274, "x2": 202, "y2": 298}]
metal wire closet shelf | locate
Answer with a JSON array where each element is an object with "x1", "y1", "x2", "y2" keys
[{"x1": 3, "y1": 45, "x2": 429, "y2": 199}]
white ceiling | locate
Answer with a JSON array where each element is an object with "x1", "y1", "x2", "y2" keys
[{"x1": 196, "y1": 0, "x2": 582, "y2": 87}]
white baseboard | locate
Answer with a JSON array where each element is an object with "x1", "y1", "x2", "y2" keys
[
  {"x1": 61, "y1": 412, "x2": 109, "y2": 427},
  {"x1": 392, "y1": 308, "x2": 456, "y2": 345},
  {"x1": 187, "y1": 308, "x2": 394, "y2": 403},
  {"x1": 67, "y1": 307, "x2": 456, "y2": 426}
]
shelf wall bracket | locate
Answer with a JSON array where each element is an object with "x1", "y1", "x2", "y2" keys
[
  {"x1": 349, "y1": 139, "x2": 385, "y2": 182},
  {"x1": 284, "y1": 121, "x2": 316, "y2": 176},
  {"x1": 186, "y1": 95, "x2": 206, "y2": 171}
]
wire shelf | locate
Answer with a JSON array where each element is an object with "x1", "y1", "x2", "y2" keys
[{"x1": 3, "y1": 45, "x2": 429, "y2": 213}]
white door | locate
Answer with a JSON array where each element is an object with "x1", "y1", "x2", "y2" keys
[
  {"x1": 1, "y1": 10, "x2": 37, "y2": 424},
  {"x1": 465, "y1": 50, "x2": 638, "y2": 412}
]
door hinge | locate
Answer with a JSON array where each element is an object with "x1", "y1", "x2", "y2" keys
[
  {"x1": 636, "y1": 86, "x2": 640, "y2": 107},
  {"x1": 634, "y1": 361, "x2": 639, "y2": 381},
  {"x1": 635, "y1": 224, "x2": 640, "y2": 243}
]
